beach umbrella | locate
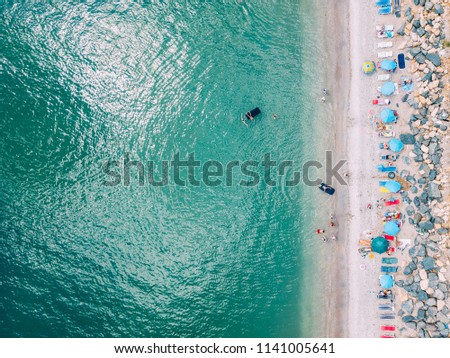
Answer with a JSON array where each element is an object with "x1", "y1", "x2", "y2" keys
[
  {"x1": 379, "y1": 275, "x2": 394, "y2": 289},
  {"x1": 362, "y1": 61, "x2": 376, "y2": 74},
  {"x1": 384, "y1": 180, "x2": 401, "y2": 193},
  {"x1": 380, "y1": 60, "x2": 397, "y2": 71},
  {"x1": 371, "y1": 236, "x2": 389, "y2": 254},
  {"x1": 388, "y1": 138, "x2": 404, "y2": 152},
  {"x1": 380, "y1": 108, "x2": 396, "y2": 123},
  {"x1": 384, "y1": 221, "x2": 400, "y2": 236},
  {"x1": 380, "y1": 82, "x2": 396, "y2": 96}
]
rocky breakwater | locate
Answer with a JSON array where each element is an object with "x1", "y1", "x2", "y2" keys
[{"x1": 395, "y1": 0, "x2": 450, "y2": 338}]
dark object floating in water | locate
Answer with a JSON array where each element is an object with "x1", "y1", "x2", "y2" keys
[
  {"x1": 397, "y1": 53, "x2": 405, "y2": 69},
  {"x1": 245, "y1": 107, "x2": 261, "y2": 120},
  {"x1": 319, "y1": 182, "x2": 335, "y2": 195}
]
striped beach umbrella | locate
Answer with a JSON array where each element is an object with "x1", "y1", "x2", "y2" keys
[{"x1": 362, "y1": 61, "x2": 376, "y2": 74}]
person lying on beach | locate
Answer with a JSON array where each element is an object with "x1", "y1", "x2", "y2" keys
[
  {"x1": 331, "y1": 236, "x2": 336, "y2": 241},
  {"x1": 321, "y1": 96, "x2": 326, "y2": 102},
  {"x1": 317, "y1": 229, "x2": 325, "y2": 234},
  {"x1": 322, "y1": 236, "x2": 328, "y2": 242}
]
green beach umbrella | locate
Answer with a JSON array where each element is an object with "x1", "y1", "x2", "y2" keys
[{"x1": 371, "y1": 236, "x2": 389, "y2": 254}]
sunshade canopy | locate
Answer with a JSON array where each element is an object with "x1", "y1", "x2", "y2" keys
[
  {"x1": 371, "y1": 236, "x2": 389, "y2": 254},
  {"x1": 388, "y1": 138, "x2": 404, "y2": 152},
  {"x1": 381, "y1": 82, "x2": 396, "y2": 96},
  {"x1": 384, "y1": 221, "x2": 400, "y2": 235},
  {"x1": 380, "y1": 108, "x2": 396, "y2": 123},
  {"x1": 380, "y1": 60, "x2": 397, "y2": 71},
  {"x1": 380, "y1": 275, "x2": 394, "y2": 289},
  {"x1": 362, "y1": 61, "x2": 376, "y2": 74},
  {"x1": 384, "y1": 180, "x2": 401, "y2": 193}
]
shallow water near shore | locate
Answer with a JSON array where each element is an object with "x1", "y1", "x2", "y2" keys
[{"x1": 1, "y1": 1, "x2": 334, "y2": 337}]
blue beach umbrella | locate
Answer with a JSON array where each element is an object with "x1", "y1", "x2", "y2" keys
[
  {"x1": 384, "y1": 180, "x2": 401, "y2": 193},
  {"x1": 388, "y1": 138, "x2": 404, "y2": 152},
  {"x1": 380, "y1": 60, "x2": 397, "y2": 71},
  {"x1": 384, "y1": 221, "x2": 400, "y2": 236},
  {"x1": 380, "y1": 108, "x2": 396, "y2": 123},
  {"x1": 380, "y1": 275, "x2": 394, "y2": 289},
  {"x1": 381, "y1": 82, "x2": 396, "y2": 96}
]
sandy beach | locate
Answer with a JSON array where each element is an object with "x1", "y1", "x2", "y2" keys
[{"x1": 330, "y1": 0, "x2": 450, "y2": 338}]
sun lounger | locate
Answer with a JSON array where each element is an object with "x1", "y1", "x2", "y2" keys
[
  {"x1": 377, "y1": 165, "x2": 397, "y2": 172},
  {"x1": 382, "y1": 257, "x2": 398, "y2": 264},
  {"x1": 377, "y1": 290, "x2": 393, "y2": 299},
  {"x1": 378, "y1": 74, "x2": 391, "y2": 81},
  {"x1": 379, "y1": 304, "x2": 394, "y2": 310},
  {"x1": 377, "y1": 41, "x2": 393, "y2": 48},
  {"x1": 381, "y1": 265, "x2": 398, "y2": 273},
  {"x1": 375, "y1": 0, "x2": 391, "y2": 7},
  {"x1": 381, "y1": 234, "x2": 395, "y2": 241},
  {"x1": 398, "y1": 238, "x2": 411, "y2": 250},
  {"x1": 398, "y1": 53, "x2": 405, "y2": 69},
  {"x1": 378, "y1": 51, "x2": 393, "y2": 58},
  {"x1": 380, "y1": 315, "x2": 395, "y2": 319},
  {"x1": 385, "y1": 199, "x2": 400, "y2": 206},
  {"x1": 377, "y1": 30, "x2": 394, "y2": 38},
  {"x1": 379, "y1": 5, "x2": 393, "y2": 15},
  {"x1": 373, "y1": 98, "x2": 391, "y2": 105},
  {"x1": 376, "y1": 25, "x2": 394, "y2": 31},
  {"x1": 381, "y1": 325, "x2": 396, "y2": 331}
]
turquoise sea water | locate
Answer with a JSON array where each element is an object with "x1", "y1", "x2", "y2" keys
[{"x1": 1, "y1": 1, "x2": 332, "y2": 337}]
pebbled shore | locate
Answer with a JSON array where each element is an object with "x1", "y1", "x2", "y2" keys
[{"x1": 393, "y1": 0, "x2": 450, "y2": 338}]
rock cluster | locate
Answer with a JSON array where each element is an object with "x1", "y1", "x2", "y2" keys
[{"x1": 395, "y1": 0, "x2": 449, "y2": 338}]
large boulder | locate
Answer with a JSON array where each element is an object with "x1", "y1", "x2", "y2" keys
[
  {"x1": 400, "y1": 133, "x2": 416, "y2": 144},
  {"x1": 402, "y1": 300, "x2": 414, "y2": 314},
  {"x1": 419, "y1": 221, "x2": 434, "y2": 231},
  {"x1": 422, "y1": 257, "x2": 435, "y2": 270},
  {"x1": 416, "y1": 27, "x2": 426, "y2": 37},
  {"x1": 434, "y1": 4, "x2": 444, "y2": 14},
  {"x1": 415, "y1": 53, "x2": 427, "y2": 64},
  {"x1": 402, "y1": 315, "x2": 415, "y2": 323},
  {"x1": 434, "y1": 289, "x2": 445, "y2": 300},
  {"x1": 397, "y1": 23, "x2": 406, "y2": 36},
  {"x1": 428, "y1": 182, "x2": 442, "y2": 200},
  {"x1": 418, "y1": 290, "x2": 428, "y2": 301},
  {"x1": 426, "y1": 53, "x2": 441, "y2": 66}
]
